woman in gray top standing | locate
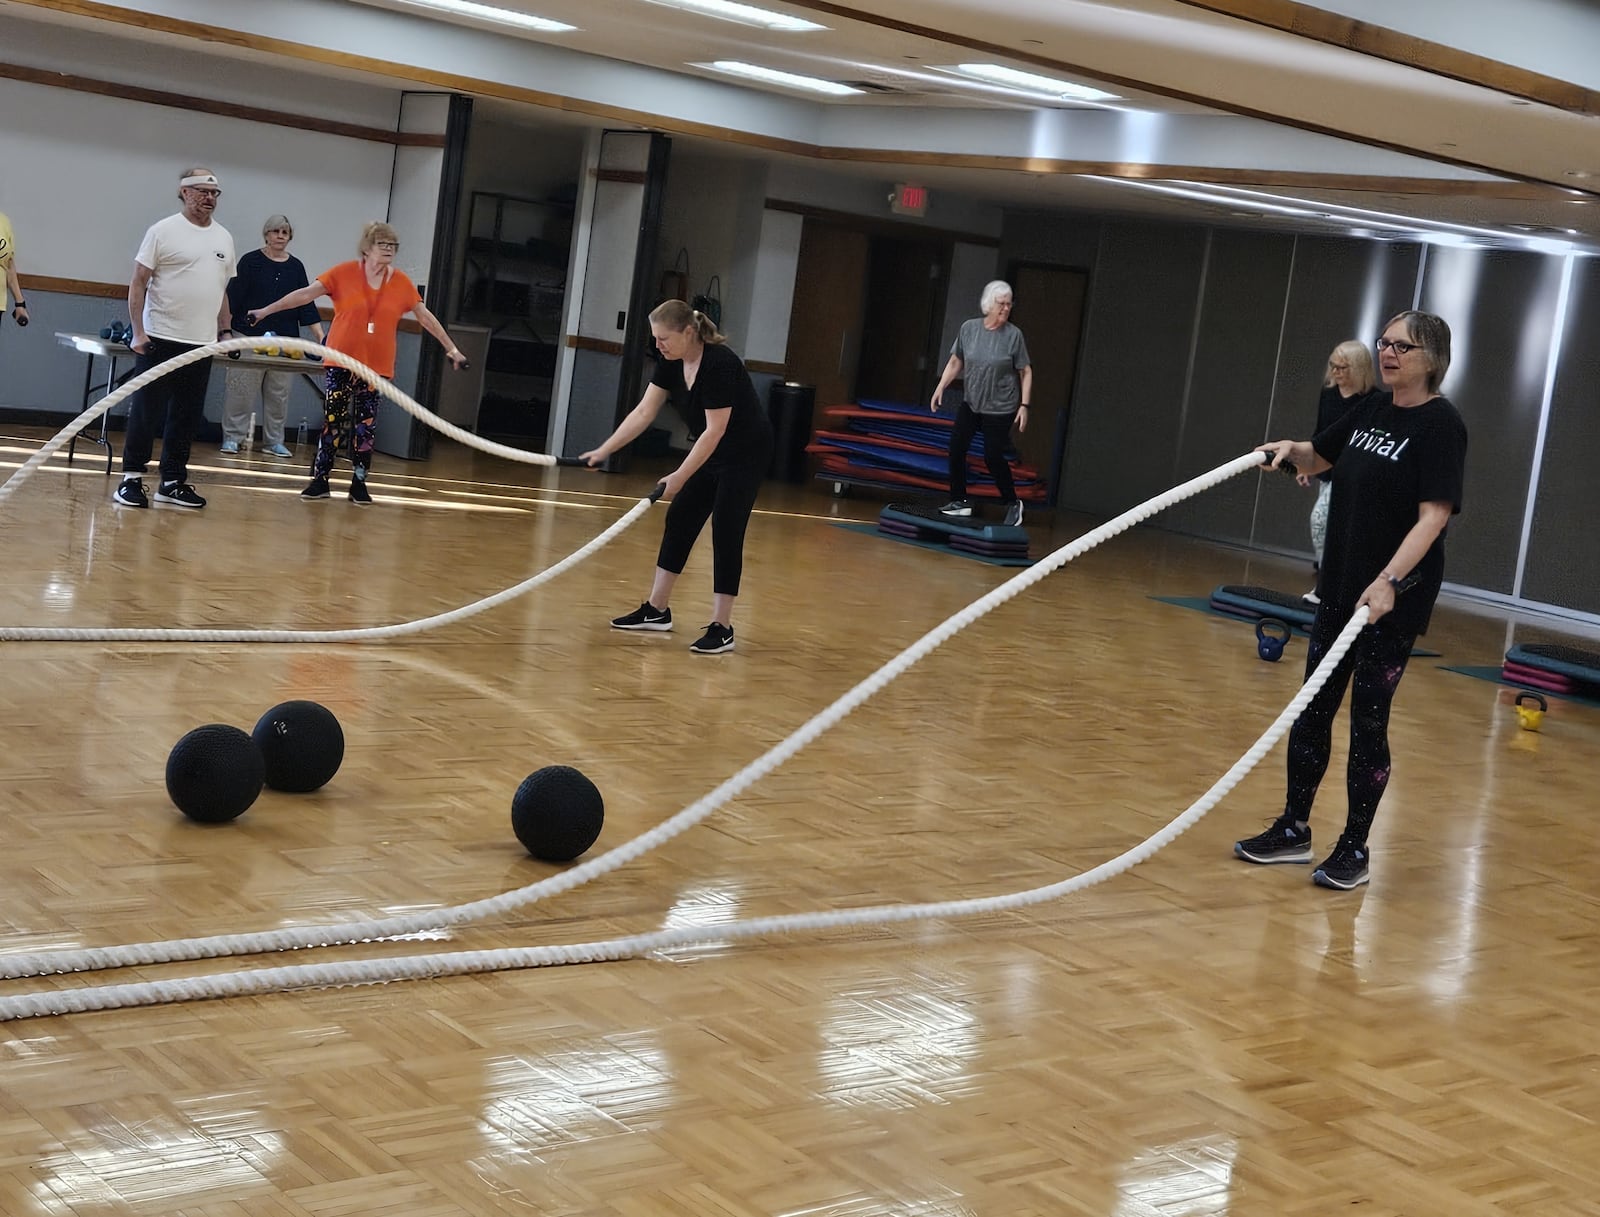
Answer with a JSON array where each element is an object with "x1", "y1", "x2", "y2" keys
[{"x1": 930, "y1": 279, "x2": 1032, "y2": 526}]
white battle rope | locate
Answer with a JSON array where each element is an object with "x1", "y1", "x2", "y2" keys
[
  {"x1": 0, "y1": 452, "x2": 1323, "y2": 1016},
  {"x1": 0, "y1": 336, "x2": 657, "y2": 643},
  {"x1": 0, "y1": 606, "x2": 1370, "y2": 1021}
]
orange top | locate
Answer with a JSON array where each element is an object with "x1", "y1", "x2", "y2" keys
[{"x1": 318, "y1": 261, "x2": 422, "y2": 379}]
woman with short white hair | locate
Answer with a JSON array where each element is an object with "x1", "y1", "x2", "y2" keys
[
  {"x1": 222, "y1": 214, "x2": 325, "y2": 457},
  {"x1": 929, "y1": 278, "x2": 1032, "y2": 527}
]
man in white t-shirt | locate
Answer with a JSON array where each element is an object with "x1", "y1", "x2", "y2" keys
[{"x1": 114, "y1": 167, "x2": 236, "y2": 510}]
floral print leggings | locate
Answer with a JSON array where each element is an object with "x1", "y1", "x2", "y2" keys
[
  {"x1": 312, "y1": 367, "x2": 380, "y2": 480},
  {"x1": 1285, "y1": 606, "x2": 1418, "y2": 846}
]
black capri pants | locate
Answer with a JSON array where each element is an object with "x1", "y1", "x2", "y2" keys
[{"x1": 656, "y1": 448, "x2": 770, "y2": 596}]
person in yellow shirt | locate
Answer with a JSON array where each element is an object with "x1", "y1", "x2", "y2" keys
[{"x1": 0, "y1": 210, "x2": 31, "y2": 331}]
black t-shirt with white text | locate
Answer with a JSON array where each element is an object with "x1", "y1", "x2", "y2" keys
[
  {"x1": 1312, "y1": 384, "x2": 1376, "y2": 483},
  {"x1": 649, "y1": 341, "x2": 772, "y2": 468},
  {"x1": 1312, "y1": 392, "x2": 1466, "y2": 637}
]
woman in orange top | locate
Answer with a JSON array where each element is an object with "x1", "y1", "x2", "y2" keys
[{"x1": 249, "y1": 221, "x2": 466, "y2": 505}]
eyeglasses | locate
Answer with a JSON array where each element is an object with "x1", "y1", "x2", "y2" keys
[
  {"x1": 373, "y1": 241, "x2": 399, "y2": 251},
  {"x1": 185, "y1": 187, "x2": 221, "y2": 199},
  {"x1": 1375, "y1": 338, "x2": 1421, "y2": 355},
  {"x1": 1328, "y1": 362, "x2": 1350, "y2": 372}
]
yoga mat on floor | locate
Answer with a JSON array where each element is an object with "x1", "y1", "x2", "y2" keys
[{"x1": 1150, "y1": 596, "x2": 1441, "y2": 657}]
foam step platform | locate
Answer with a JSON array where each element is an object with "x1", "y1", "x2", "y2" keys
[
  {"x1": 877, "y1": 503, "x2": 1029, "y2": 558},
  {"x1": 1210, "y1": 585, "x2": 1316, "y2": 629},
  {"x1": 1505, "y1": 642, "x2": 1600, "y2": 687},
  {"x1": 881, "y1": 502, "x2": 1027, "y2": 540},
  {"x1": 1500, "y1": 661, "x2": 1579, "y2": 696}
]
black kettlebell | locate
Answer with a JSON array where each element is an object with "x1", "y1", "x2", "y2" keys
[{"x1": 1256, "y1": 617, "x2": 1291, "y2": 662}]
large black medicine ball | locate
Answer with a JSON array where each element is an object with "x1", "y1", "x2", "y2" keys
[
  {"x1": 252, "y1": 700, "x2": 345, "y2": 792},
  {"x1": 512, "y1": 765, "x2": 605, "y2": 862},
  {"x1": 166, "y1": 724, "x2": 266, "y2": 823}
]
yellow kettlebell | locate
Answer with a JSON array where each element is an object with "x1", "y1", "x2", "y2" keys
[{"x1": 1514, "y1": 690, "x2": 1546, "y2": 732}]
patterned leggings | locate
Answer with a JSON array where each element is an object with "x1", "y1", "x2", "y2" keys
[
  {"x1": 1309, "y1": 481, "x2": 1332, "y2": 564},
  {"x1": 313, "y1": 367, "x2": 381, "y2": 479},
  {"x1": 1285, "y1": 606, "x2": 1418, "y2": 845}
]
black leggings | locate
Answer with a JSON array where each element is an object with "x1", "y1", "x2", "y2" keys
[
  {"x1": 948, "y1": 405, "x2": 1017, "y2": 501},
  {"x1": 656, "y1": 455, "x2": 767, "y2": 596},
  {"x1": 1286, "y1": 606, "x2": 1418, "y2": 845},
  {"x1": 121, "y1": 337, "x2": 215, "y2": 483}
]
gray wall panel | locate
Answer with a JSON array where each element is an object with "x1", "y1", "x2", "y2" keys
[
  {"x1": 1165, "y1": 230, "x2": 1294, "y2": 544},
  {"x1": 1252, "y1": 239, "x2": 1422, "y2": 554},
  {"x1": 564, "y1": 348, "x2": 622, "y2": 459},
  {"x1": 1418, "y1": 249, "x2": 1562, "y2": 595},
  {"x1": 1522, "y1": 257, "x2": 1600, "y2": 613},
  {"x1": 1062, "y1": 222, "x2": 1207, "y2": 515}
]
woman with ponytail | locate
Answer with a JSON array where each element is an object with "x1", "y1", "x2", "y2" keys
[{"x1": 581, "y1": 299, "x2": 774, "y2": 655}]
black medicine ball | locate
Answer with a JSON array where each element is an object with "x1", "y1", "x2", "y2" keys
[
  {"x1": 252, "y1": 700, "x2": 345, "y2": 793},
  {"x1": 166, "y1": 724, "x2": 266, "y2": 823},
  {"x1": 512, "y1": 765, "x2": 605, "y2": 862}
]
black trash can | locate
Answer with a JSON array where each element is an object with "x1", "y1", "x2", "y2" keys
[{"x1": 768, "y1": 381, "x2": 815, "y2": 484}]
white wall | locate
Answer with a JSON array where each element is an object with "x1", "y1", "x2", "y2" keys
[{"x1": 0, "y1": 14, "x2": 404, "y2": 285}]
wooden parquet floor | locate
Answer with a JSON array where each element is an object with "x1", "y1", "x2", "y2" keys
[{"x1": 1, "y1": 426, "x2": 1597, "y2": 1216}]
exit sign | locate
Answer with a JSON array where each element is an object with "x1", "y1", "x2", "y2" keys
[{"x1": 890, "y1": 183, "x2": 928, "y2": 216}]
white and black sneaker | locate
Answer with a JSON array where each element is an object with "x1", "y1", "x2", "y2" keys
[
  {"x1": 689, "y1": 622, "x2": 735, "y2": 655},
  {"x1": 1002, "y1": 500, "x2": 1025, "y2": 528},
  {"x1": 113, "y1": 477, "x2": 150, "y2": 509},
  {"x1": 938, "y1": 499, "x2": 974, "y2": 517},
  {"x1": 154, "y1": 481, "x2": 206, "y2": 509},
  {"x1": 611, "y1": 601, "x2": 672, "y2": 631}
]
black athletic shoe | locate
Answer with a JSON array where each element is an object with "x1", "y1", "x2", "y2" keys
[
  {"x1": 113, "y1": 478, "x2": 149, "y2": 509},
  {"x1": 154, "y1": 481, "x2": 206, "y2": 509},
  {"x1": 1002, "y1": 500, "x2": 1025, "y2": 528},
  {"x1": 1312, "y1": 835, "x2": 1371, "y2": 890},
  {"x1": 301, "y1": 476, "x2": 331, "y2": 500},
  {"x1": 611, "y1": 601, "x2": 672, "y2": 631},
  {"x1": 689, "y1": 622, "x2": 735, "y2": 655},
  {"x1": 939, "y1": 499, "x2": 974, "y2": 516},
  {"x1": 348, "y1": 477, "x2": 372, "y2": 506},
  {"x1": 1234, "y1": 816, "x2": 1313, "y2": 864}
]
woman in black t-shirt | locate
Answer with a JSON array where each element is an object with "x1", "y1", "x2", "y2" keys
[
  {"x1": 581, "y1": 299, "x2": 774, "y2": 655},
  {"x1": 1235, "y1": 310, "x2": 1467, "y2": 890}
]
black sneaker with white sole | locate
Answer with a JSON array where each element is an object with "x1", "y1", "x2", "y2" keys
[
  {"x1": 938, "y1": 499, "x2": 974, "y2": 516},
  {"x1": 113, "y1": 478, "x2": 150, "y2": 509},
  {"x1": 1312, "y1": 835, "x2": 1371, "y2": 890},
  {"x1": 301, "y1": 476, "x2": 331, "y2": 500},
  {"x1": 1002, "y1": 500, "x2": 1025, "y2": 528},
  {"x1": 348, "y1": 477, "x2": 372, "y2": 506},
  {"x1": 154, "y1": 482, "x2": 206, "y2": 509},
  {"x1": 611, "y1": 601, "x2": 672, "y2": 631},
  {"x1": 689, "y1": 622, "x2": 735, "y2": 654},
  {"x1": 1234, "y1": 815, "x2": 1313, "y2": 864}
]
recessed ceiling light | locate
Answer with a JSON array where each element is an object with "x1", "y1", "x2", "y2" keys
[
  {"x1": 951, "y1": 63, "x2": 1118, "y2": 103},
  {"x1": 699, "y1": 61, "x2": 862, "y2": 95},
  {"x1": 643, "y1": 0, "x2": 825, "y2": 30},
  {"x1": 382, "y1": 0, "x2": 575, "y2": 31}
]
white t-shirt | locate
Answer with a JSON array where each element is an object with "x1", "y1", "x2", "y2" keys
[{"x1": 135, "y1": 213, "x2": 236, "y2": 344}]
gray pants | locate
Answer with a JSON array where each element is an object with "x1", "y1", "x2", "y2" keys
[
  {"x1": 1310, "y1": 480, "x2": 1332, "y2": 564},
  {"x1": 222, "y1": 364, "x2": 292, "y2": 446}
]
